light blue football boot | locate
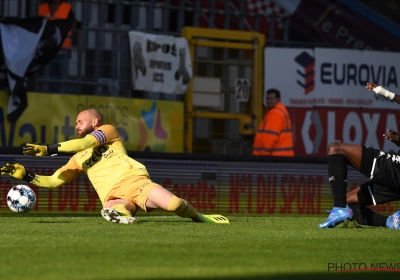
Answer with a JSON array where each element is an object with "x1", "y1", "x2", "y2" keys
[
  {"x1": 318, "y1": 205, "x2": 353, "y2": 228},
  {"x1": 386, "y1": 211, "x2": 400, "y2": 229}
]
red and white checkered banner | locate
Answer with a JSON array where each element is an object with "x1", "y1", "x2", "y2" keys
[{"x1": 246, "y1": 0, "x2": 301, "y2": 29}]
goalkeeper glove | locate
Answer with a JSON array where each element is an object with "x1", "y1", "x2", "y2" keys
[
  {"x1": 23, "y1": 143, "x2": 60, "y2": 156},
  {"x1": 0, "y1": 163, "x2": 35, "y2": 182}
]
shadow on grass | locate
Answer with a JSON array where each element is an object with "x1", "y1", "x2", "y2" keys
[
  {"x1": 144, "y1": 271, "x2": 400, "y2": 280},
  {"x1": 0, "y1": 213, "x2": 99, "y2": 218},
  {"x1": 136, "y1": 220, "x2": 194, "y2": 224},
  {"x1": 0, "y1": 213, "x2": 200, "y2": 224},
  {"x1": 265, "y1": 271, "x2": 399, "y2": 280},
  {"x1": 32, "y1": 220, "x2": 74, "y2": 223}
]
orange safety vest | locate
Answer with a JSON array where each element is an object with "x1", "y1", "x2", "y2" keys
[
  {"x1": 38, "y1": 2, "x2": 72, "y2": 49},
  {"x1": 252, "y1": 102, "x2": 294, "y2": 157}
]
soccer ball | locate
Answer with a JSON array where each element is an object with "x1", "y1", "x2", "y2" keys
[{"x1": 7, "y1": 185, "x2": 36, "y2": 213}]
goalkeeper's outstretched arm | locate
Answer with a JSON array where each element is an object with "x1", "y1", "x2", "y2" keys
[
  {"x1": 0, "y1": 163, "x2": 77, "y2": 189},
  {"x1": 23, "y1": 134, "x2": 97, "y2": 157}
]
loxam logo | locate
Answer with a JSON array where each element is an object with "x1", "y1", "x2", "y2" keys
[{"x1": 295, "y1": 51, "x2": 315, "y2": 95}]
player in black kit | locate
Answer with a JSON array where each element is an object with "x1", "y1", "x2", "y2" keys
[{"x1": 318, "y1": 82, "x2": 400, "y2": 229}]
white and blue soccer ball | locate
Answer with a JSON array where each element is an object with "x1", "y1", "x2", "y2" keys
[{"x1": 7, "y1": 185, "x2": 36, "y2": 213}]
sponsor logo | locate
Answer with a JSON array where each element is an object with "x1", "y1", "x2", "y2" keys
[
  {"x1": 320, "y1": 63, "x2": 398, "y2": 88},
  {"x1": 295, "y1": 51, "x2": 315, "y2": 95}
]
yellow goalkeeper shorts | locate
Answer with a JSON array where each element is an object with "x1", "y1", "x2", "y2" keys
[{"x1": 105, "y1": 175, "x2": 160, "y2": 212}]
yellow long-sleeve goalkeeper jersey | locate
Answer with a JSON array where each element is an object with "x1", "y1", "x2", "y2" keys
[{"x1": 34, "y1": 124, "x2": 150, "y2": 204}]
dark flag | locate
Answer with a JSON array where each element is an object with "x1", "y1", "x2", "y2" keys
[{"x1": 0, "y1": 17, "x2": 73, "y2": 123}]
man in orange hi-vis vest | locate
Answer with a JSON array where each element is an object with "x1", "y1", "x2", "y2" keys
[{"x1": 252, "y1": 88, "x2": 295, "y2": 157}]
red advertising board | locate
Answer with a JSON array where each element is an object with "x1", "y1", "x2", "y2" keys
[
  {"x1": 2, "y1": 156, "x2": 399, "y2": 217},
  {"x1": 290, "y1": 107, "x2": 400, "y2": 157}
]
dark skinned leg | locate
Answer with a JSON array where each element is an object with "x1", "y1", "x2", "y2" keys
[
  {"x1": 327, "y1": 142, "x2": 362, "y2": 207},
  {"x1": 347, "y1": 186, "x2": 388, "y2": 227},
  {"x1": 317, "y1": 142, "x2": 359, "y2": 227},
  {"x1": 327, "y1": 144, "x2": 387, "y2": 226},
  {"x1": 327, "y1": 142, "x2": 363, "y2": 170}
]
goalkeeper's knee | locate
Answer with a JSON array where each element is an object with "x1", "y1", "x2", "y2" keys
[
  {"x1": 167, "y1": 196, "x2": 185, "y2": 213},
  {"x1": 167, "y1": 195, "x2": 202, "y2": 221}
]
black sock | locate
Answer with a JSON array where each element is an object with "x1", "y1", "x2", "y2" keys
[
  {"x1": 328, "y1": 154, "x2": 348, "y2": 208},
  {"x1": 349, "y1": 204, "x2": 387, "y2": 227},
  {"x1": 349, "y1": 204, "x2": 373, "y2": 225},
  {"x1": 371, "y1": 212, "x2": 388, "y2": 227}
]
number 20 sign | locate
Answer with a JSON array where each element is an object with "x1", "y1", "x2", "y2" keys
[{"x1": 235, "y1": 79, "x2": 250, "y2": 102}]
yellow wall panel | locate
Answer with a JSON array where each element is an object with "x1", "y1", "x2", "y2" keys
[{"x1": 0, "y1": 92, "x2": 183, "y2": 152}]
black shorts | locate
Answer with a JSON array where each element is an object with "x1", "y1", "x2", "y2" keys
[{"x1": 357, "y1": 146, "x2": 400, "y2": 205}]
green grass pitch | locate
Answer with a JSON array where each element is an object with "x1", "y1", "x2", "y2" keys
[{"x1": 0, "y1": 214, "x2": 399, "y2": 280}]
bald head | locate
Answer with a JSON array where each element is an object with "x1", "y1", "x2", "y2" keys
[
  {"x1": 85, "y1": 109, "x2": 102, "y2": 123},
  {"x1": 75, "y1": 109, "x2": 103, "y2": 138}
]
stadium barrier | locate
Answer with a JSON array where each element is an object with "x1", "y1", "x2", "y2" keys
[{"x1": 1, "y1": 154, "x2": 398, "y2": 216}]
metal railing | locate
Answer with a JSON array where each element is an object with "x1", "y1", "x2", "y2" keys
[
  {"x1": 1, "y1": 0, "x2": 309, "y2": 97},
  {"x1": 0, "y1": 0, "x2": 331, "y2": 155}
]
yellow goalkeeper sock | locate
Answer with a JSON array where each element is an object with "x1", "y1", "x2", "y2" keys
[
  {"x1": 111, "y1": 203, "x2": 133, "y2": 217},
  {"x1": 167, "y1": 196, "x2": 204, "y2": 222}
]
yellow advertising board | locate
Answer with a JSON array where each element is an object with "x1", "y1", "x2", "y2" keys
[{"x1": 0, "y1": 92, "x2": 184, "y2": 152}]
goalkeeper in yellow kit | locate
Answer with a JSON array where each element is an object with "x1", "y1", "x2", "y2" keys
[{"x1": 0, "y1": 109, "x2": 229, "y2": 224}]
